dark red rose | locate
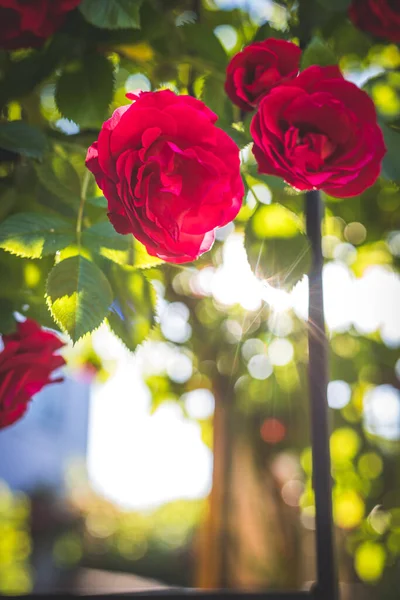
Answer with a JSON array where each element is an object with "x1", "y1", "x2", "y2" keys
[
  {"x1": 250, "y1": 66, "x2": 386, "y2": 198},
  {"x1": 0, "y1": 0, "x2": 81, "y2": 50},
  {"x1": 86, "y1": 90, "x2": 244, "y2": 263},
  {"x1": 0, "y1": 319, "x2": 65, "y2": 429},
  {"x1": 349, "y1": 0, "x2": 400, "y2": 43},
  {"x1": 224, "y1": 38, "x2": 301, "y2": 112}
]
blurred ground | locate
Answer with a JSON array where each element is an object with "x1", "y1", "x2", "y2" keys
[{"x1": 76, "y1": 568, "x2": 169, "y2": 595}]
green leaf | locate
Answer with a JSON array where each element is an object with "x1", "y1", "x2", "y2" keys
[
  {"x1": 221, "y1": 123, "x2": 250, "y2": 149},
  {"x1": 244, "y1": 203, "x2": 311, "y2": 290},
  {"x1": 181, "y1": 23, "x2": 228, "y2": 69},
  {"x1": 0, "y1": 299, "x2": 17, "y2": 334},
  {"x1": 46, "y1": 255, "x2": 113, "y2": 342},
  {"x1": 35, "y1": 152, "x2": 82, "y2": 205},
  {"x1": 202, "y1": 7, "x2": 243, "y2": 31},
  {"x1": 0, "y1": 34, "x2": 72, "y2": 106},
  {"x1": 87, "y1": 195, "x2": 108, "y2": 208},
  {"x1": 201, "y1": 74, "x2": 233, "y2": 124},
  {"x1": 316, "y1": 0, "x2": 351, "y2": 11},
  {"x1": 387, "y1": 118, "x2": 400, "y2": 133},
  {"x1": 0, "y1": 121, "x2": 47, "y2": 159},
  {"x1": 82, "y1": 222, "x2": 165, "y2": 268},
  {"x1": 82, "y1": 221, "x2": 130, "y2": 252},
  {"x1": 79, "y1": 0, "x2": 143, "y2": 29},
  {"x1": 132, "y1": 238, "x2": 164, "y2": 269},
  {"x1": 244, "y1": 164, "x2": 287, "y2": 191},
  {"x1": 301, "y1": 37, "x2": 337, "y2": 70},
  {"x1": 82, "y1": 221, "x2": 130, "y2": 263},
  {"x1": 55, "y1": 54, "x2": 115, "y2": 128},
  {"x1": 0, "y1": 187, "x2": 17, "y2": 221},
  {"x1": 0, "y1": 213, "x2": 75, "y2": 258},
  {"x1": 107, "y1": 264, "x2": 157, "y2": 351},
  {"x1": 253, "y1": 24, "x2": 287, "y2": 43},
  {"x1": 329, "y1": 21, "x2": 372, "y2": 58},
  {"x1": 380, "y1": 121, "x2": 400, "y2": 183},
  {"x1": 22, "y1": 294, "x2": 60, "y2": 331}
]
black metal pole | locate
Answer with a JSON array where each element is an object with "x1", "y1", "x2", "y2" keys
[{"x1": 305, "y1": 190, "x2": 338, "y2": 600}]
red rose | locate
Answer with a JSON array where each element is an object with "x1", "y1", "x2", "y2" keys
[
  {"x1": 86, "y1": 90, "x2": 244, "y2": 263},
  {"x1": 0, "y1": 319, "x2": 65, "y2": 429},
  {"x1": 0, "y1": 0, "x2": 81, "y2": 50},
  {"x1": 225, "y1": 39, "x2": 301, "y2": 112},
  {"x1": 349, "y1": 0, "x2": 400, "y2": 43},
  {"x1": 250, "y1": 66, "x2": 386, "y2": 198}
]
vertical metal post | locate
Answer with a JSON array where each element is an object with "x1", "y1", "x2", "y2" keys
[{"x1": 305, "y1": 190, "x2": 338, "y2": 600}]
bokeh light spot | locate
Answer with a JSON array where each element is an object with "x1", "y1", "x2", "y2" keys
[
  {"x1": 167, "y1": 353, "x2": 193, "y2": 383},
  {"x1": 268, "y1": 338, "x2": 294, "y2": 366},
  {"x1": 248, "y1": 354, "x2": 273, "y2": 380},
  {"x1": 281, "y1": 479, "x2": 304, "y2": 507},
  {"x1": 355, "y1": 541, "x2": 386, "y2": 582},
  {"x1": 358, "y1": 452, "x2": 383, "y2": 479},
  {"x1": 183, "y1": 389, "x2": 215, "y2": 420},
  {"x1": 334, "y1": 490, "x2": 365, "y2": 529},
  {"x1": 241, "y1": 338, "x2": 265, "y2": 362},
  {"x1": 344, "y1": 222, "x2": 367, "y2": 246},
  {"x1": 327, "y1": 380, "x2": 351, "y2": 409},
  {"x1": 330, "y1": 428, "x2": 360, "y2": 463},
  {"x1": 364, "y1": 385, "x2": 400, "y2": 440},
  {"x1": 260, "y1": 418, "x2": 286, "y2": 444},
  {"x1": 125, "y1": 73, "x2": 151, "y2": 93},
  {"x1": 214, "y1": 25, "x2": 238, "y2": 51}
]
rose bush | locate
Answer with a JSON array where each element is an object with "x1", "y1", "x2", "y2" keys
[
  {"x1": 0, "y1": 319, "x2": 65, "y2": 429},
  {"x1": 224, "y1": 38, "x2": 301, "y2": 112},
  {"x1": 349, "y1": 0, "x2": 400, "y2": 43},
  {"x1": 0, "y1": 0, "x2": 81, "y2": 49},
  {"x1": 250, "y1": 65, "x2": 386, "y2": 198},
  {"x1": 86, "y1": 90, "x2": 244, "y2": 263}
]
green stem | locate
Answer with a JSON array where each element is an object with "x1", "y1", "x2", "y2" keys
[
  {"x1": 244, "y1": 175, "x2": 262, "y2": 205},
  {"x1": 128, "y1": 237, "x2": 135, "y2": 267},
  {"x1": 76, "y1": 170, "x2": 90, "y2": 248}
]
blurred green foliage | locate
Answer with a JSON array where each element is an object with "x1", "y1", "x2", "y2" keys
[
  {"x1": 79, "y1": 493, "x2": 203, "y2": 587},
  {"x1": 0, "y1": 482, "x2": 32, "y2": 595}
]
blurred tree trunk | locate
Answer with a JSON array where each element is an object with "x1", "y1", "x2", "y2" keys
[
  {"x1": 194, "y1": 381, "x2": 232, "y2": 588},
  {"x1": 229, "y1": 438, "x2": 302, "y2": 589},
  {"x1": 194, "y1": 379, "x2": 302, "y2": 590}
]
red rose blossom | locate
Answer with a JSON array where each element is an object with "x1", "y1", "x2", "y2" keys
[
  {"x1": 349, "y1": 0, "x2": 400, "y2": 43},
  {"x1": 225, "y1": 38, "x2": 301, "y2": 112},
  {"x1": 86, "y1": 90, "x2": 244, "y2": 263},
  {"x1": 0, "y1": 0, "x2": 81, "y2": 50},
  {"x1": 250, "y1": 65, "x2": 386, "y2": 198},
  {"x1": 0, "y1": 319, "x2": 65, "y2": 429}
]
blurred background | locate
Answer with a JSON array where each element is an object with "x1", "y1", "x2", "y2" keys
[{"x1": 0, "y1": 0, "x2": 400, "y2": 597}]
